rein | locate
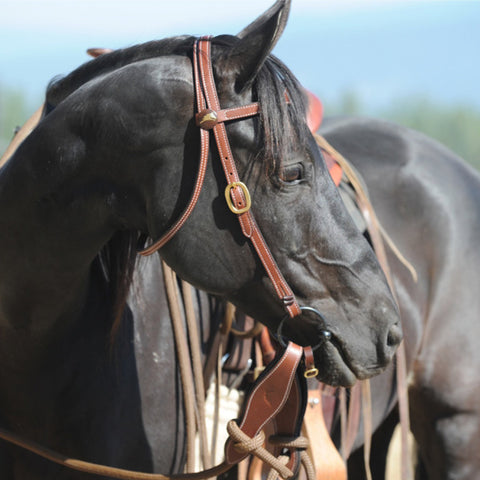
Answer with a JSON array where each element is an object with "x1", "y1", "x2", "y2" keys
[{"x1": 139, "y1": 37, "x2": 302, "y2": 319}]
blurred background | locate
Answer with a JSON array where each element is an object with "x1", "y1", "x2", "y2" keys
[{"x1": 1, "y1": 0, "x2": 479, "y2": 168}]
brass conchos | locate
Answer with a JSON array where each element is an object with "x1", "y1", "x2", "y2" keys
[{"x1": 196, "y1": 109, "x2": 218, "y2": 129}]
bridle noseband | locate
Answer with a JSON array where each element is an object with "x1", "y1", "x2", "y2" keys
[{"x1": 140, "y1": 37, "x2": 301, "y2": 319}]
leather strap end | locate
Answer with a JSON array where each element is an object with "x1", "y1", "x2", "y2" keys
[{"x1": 303, "y1": 346, "x2": 319, "y2": 379}]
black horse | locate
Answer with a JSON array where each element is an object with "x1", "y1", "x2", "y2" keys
[
  {"x1": 0, "y1": 1, "x2": 401, "y2": 478},
  {"x1": 317, "y1": 117, "x2": 480, "y2": 480}
]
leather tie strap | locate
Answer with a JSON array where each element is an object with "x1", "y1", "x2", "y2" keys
[{"x1": 141, "y1": 37, "x2": 301, "y2": 319}]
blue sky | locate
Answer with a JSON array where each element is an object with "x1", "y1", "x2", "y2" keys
[{"x1": 1, "y1": 0, "x2": 479, "y2": 115}]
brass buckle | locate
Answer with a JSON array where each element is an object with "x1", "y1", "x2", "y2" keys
[
  {"x1": 304, "y1": 367, "x2": 320, "y2": 379},
  {"x1": 224, "y1": 182, "x2": 251, "y2": 215}
]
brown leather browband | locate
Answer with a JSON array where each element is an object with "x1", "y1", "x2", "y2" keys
[{"x1": 139, "y1": 37, "x2": 301, "y2": 319}]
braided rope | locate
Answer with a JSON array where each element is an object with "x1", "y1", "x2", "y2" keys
[
  {"x1": 266, "y1": 455, "x2": 289, "y2": 480},
  {"x1": 269, "y1": 435, "x2": 315, "y2": 480},
  {"x1": 226, "y1": 421, "x2": 293, "y2": 479}
]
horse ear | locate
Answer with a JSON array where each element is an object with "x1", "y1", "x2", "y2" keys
[{"x1": 224, "y1": 0, "x2": 291, "y2": 93}]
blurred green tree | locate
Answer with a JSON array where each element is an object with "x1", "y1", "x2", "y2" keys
[
  {"x1": 323, "y1": 91, "x2": 480, "y2": 170},
  {"x1": 383, "y1": 96, "x2": 480, "y2": 170},
  {"x1": 0, "y1": 85, "x2": 31, "y2": 155}
]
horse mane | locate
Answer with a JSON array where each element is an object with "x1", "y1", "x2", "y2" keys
[
  {"x1": 46, "y1": 36, "x2": 196, "y2": 107},
  {"x1": 46, "y1": 35, "x2": 308, "y2": 337},
  {"x1": 242, "y1": 50, "x2": 309, "y2": 176}
]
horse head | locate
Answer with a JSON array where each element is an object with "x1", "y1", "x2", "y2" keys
[{"x1": 23, "y1": 0, "x2": 401, "y2": 386}]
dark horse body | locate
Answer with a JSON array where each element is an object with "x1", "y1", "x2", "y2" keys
[
  {"x1": 0, "y1": 1, "x2": 402, "y2": 478},
  {"x1": 318, "y1": 117, "x2": 480, "y2": 479}
]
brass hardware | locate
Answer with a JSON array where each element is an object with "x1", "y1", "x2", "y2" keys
[
  {"x1": 197, "y1": 109, "x2": 218, "y2": 129},
  {"x1": 304, "y1": 367, "x2": 319, "y2": 379},
  {"x1": 253, "y1": 366, "x2": 265, "y2": 381},
  {"x1": 225, "y1": 182, "x2": 251, "y2": 214}
]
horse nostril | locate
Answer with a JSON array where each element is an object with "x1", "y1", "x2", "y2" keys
[{"x1": 387, "y1": 322, "x2": 403, "y2": 347}]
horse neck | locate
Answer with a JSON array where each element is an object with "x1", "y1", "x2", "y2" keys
[{"x1": 0, "y1": 130, "x2": 117, "y2": 362}]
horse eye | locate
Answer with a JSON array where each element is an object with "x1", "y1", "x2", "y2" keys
[{"x1": 280, "y1": 163, "x2": 304, "y2": 183}]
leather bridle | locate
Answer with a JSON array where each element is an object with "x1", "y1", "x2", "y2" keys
[
  {"x1": 139, "y1": 37, "x2": 302, "y2": 319},
  {"x1": 0, "y1": 38, "x2": 322, "y2": 479}
]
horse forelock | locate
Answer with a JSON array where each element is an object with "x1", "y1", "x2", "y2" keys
[{"x1": 254, "y1": 55, "x2": 309, "y2": 176}]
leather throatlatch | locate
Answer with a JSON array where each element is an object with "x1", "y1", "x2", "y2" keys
[{"x1": 139, "y1": 37, "x2": 301, "y2": 319}]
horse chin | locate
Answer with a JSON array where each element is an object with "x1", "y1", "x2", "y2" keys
[
  {"x1": 314, "y1": 340, "x2": 358, "y2": 387},
  {"x1": 313, "y1": 337, "x2": 389, "y2": 387}
]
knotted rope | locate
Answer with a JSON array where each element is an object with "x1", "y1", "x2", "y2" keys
[
  {"x1": 226, "y1": 421, "x2": 316, "y2": 480},
  {"x1": 226, "y1": 421, "x2": 293, "y2": 480},
  {"x1": 268, "y1": 435, "x2": 316, "y2": 480}
]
